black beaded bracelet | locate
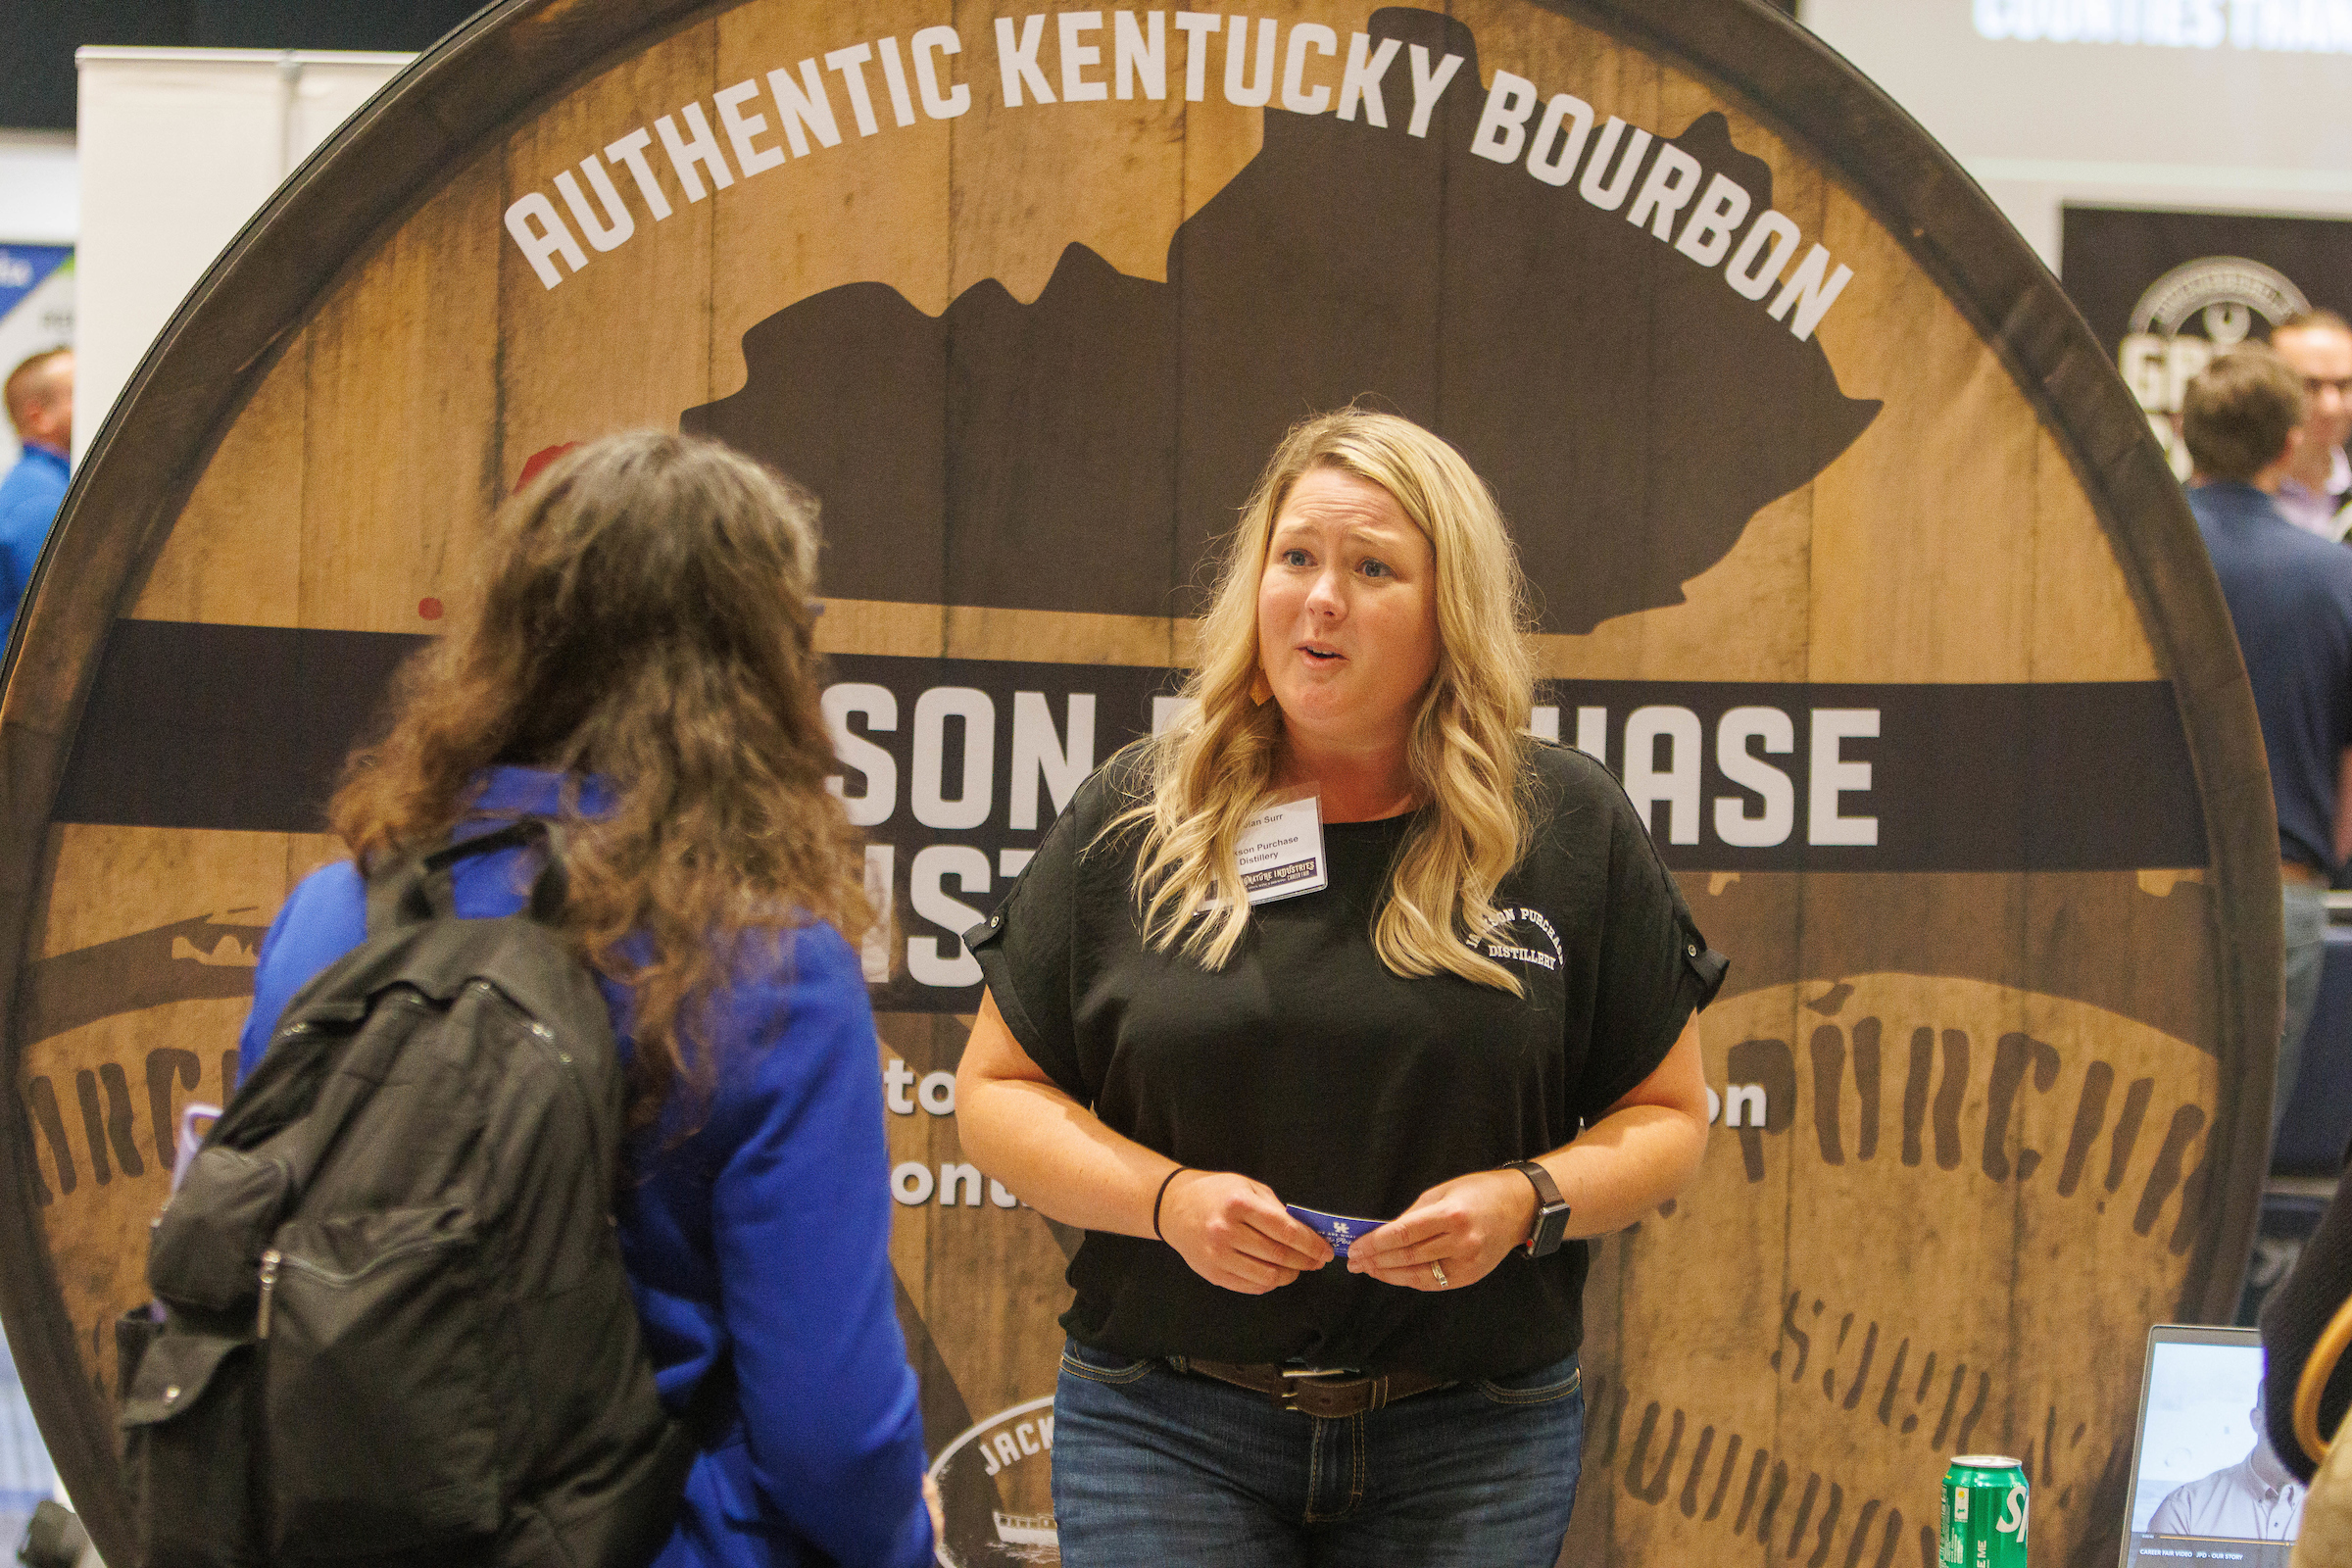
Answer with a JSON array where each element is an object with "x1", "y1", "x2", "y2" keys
[{"x1": 1152, "y1": 1166, "x2": 1190, "y2": 1242}]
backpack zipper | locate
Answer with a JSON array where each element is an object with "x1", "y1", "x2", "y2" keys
[
  {"x1": 466, "y1": 980, "x2": 609, "y2": 1188},
  {"x1": 257, "y1": 1231, "x2": 469, "y2": 1340},
  {"x1": 520, "y1": 1016, "x2": 608, "y2": 1190},
  {"x1": 257, "y1": 1250, "x2": 281, "y2": 1338},
  {"x1": 274, "y1": 1233, "x2": 464, "y2": 1288}
]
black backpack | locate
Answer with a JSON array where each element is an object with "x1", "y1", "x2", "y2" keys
[{"x1": 118, "y1": 822, "x2": 693, "y2": 1568}]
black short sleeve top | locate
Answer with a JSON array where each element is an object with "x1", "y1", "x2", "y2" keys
[{"x1": 966, "y1": 740, "x2": 1727, "y2": 1379}]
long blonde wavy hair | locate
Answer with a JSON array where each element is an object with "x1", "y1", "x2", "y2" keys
[
  {"x1": 1122, "y1": 409, "x2": 1539, "y2": 993},
  {"x1": 330, "y1": 431, "x2": 870, "y2": 1134}
]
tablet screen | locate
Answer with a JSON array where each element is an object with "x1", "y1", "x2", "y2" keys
[{"x1": 2124, "y1": 1330, "x2": 2300, "y2": 1567}]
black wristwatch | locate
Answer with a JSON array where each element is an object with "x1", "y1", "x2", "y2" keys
[{"x1": 1506, "y1": 1160, "x2": 1572, "y2": 1257}]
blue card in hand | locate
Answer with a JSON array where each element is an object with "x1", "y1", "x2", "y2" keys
[{"x1": 1286, "y1": 1203, "x2": 1388, "y2": 1258}]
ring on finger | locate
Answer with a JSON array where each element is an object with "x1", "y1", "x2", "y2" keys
[{"x1": 1431, "y1": 1260, "x2": 1449, "y2": 1288}]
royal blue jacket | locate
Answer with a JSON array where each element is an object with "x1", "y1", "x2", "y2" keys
[
  {"x1": 0, "y1": 443, "x2": 67, "y2": 645},
  {"x1": 239, "y1": 768, "x2": 933, "y2": 1568}
]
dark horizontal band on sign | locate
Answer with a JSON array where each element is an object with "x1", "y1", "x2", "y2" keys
[
  {"x1": 50, "y1": 626, "x2": 2206, "y2": 874},
  {"x1": 1546, "y1": 678, "x2": 2207, "y2": 872},
  {"x1": 53, "y1": 621, "x2": 427, "y2": 835}
]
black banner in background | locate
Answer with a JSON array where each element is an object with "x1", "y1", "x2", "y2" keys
[
  {"x1": 2063, "y1": 207, "x2": 2352, "y2": 356},
  {"x1": 58, "y1": 621, "x2": 2203, "y2": 859},
  {"x1": 2061, "y1": 206, "x2": 2352, "y2": 476}
]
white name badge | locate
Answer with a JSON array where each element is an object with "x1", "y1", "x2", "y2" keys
[{"x1": 1234, "y1": 796, "x2": 1328, "y2": 906}]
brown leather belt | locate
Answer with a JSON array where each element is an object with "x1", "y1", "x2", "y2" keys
[{"x1": 1175, "y1": 1357, "x2": 1454, "y2": 1417}]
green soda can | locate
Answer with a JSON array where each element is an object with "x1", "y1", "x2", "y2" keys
[{"x1": 1940, "y1": 1455, "x2": 2029, "y2": 1568}]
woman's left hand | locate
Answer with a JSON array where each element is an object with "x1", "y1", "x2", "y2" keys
[{"x1": 1345, "y1": 1168, "x2": 1539, "y2": 1291}]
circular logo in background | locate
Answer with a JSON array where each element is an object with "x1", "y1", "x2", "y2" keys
[
  {"x1": 2121, "y1": 255, "x2": 2314, "y2": 475},
  {"x1": 928, "y1": 1395, "x2": 1060, "y2": 1566},
  {"x1": 2130, "y1": 255, "x2": 2311, "y2": 341}
]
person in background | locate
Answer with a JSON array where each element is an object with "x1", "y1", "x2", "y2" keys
[
  {"x1": 235, "y1": 432, "x2": 937, "y2": 1568},
  {"x1": 2182, "y1": 345, "x2": 2352, "y2": 1137},
  {"x1": 2149, "y1": 1386, "x2": 2305, "y2": 1541},
  {"x1": 0, "y1": 347, "x2": 70, "y2": 643},
  {"x1": 2271, "y1": 312, "x2": 2352, "y2": 541}
]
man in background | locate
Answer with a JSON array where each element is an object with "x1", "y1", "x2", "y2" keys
[
  {"x1": 2148, "y1": 1387, "x2": 2305, "y2": 1542},
  {"x1": 0, "y1": 347, "x2": 71, "y2": 644},
  {"x1": 2269, "y1": 311, "x2": 2352, "y2": 539},
  {"x1": 2183, "y1": 345, "x2": 2352, "y2": 1135}
]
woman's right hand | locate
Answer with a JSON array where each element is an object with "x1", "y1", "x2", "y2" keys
[{"x1": 1158, "y1": 1170, "x2": 1334, "y2": 1293}]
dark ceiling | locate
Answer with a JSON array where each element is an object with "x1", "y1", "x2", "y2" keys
[{"x1": 1, "y1": 0, "x2": 488, "y2": 129}]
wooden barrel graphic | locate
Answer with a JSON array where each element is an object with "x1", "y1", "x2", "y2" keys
[{"x1": 0, "y1": 1, "x2": 2276, "y2": 1563}]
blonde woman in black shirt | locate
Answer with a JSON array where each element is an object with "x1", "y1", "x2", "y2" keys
[{"x1": 959, "y1": 409, "x2": 1723, "y2": 1565}]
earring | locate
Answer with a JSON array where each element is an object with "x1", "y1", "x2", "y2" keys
[{"x1": 1249, "y1": 670, "x2": 1273, "y2": 706}]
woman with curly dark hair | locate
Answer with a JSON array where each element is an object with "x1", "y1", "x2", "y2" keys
[{"x1": 235, "y1": 430, "x2": 934, "y2": 1568}]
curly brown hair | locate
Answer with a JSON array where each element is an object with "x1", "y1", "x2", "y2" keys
[{"x1": 329, "y1": 430, "x2": 870, "y2": 1134}]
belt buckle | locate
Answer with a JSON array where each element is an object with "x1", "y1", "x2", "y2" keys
[{"x1": 1277, "y1": 1366, "x2": 1351, "y2": 1413}]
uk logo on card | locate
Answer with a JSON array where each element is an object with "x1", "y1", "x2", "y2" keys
[{"x1": 1287, "y1": 1203, "x2": 1388, "y2": 1255}]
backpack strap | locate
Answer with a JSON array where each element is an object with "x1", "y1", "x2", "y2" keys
[{"x1": 366, "y1": 818, "x2": 570, "y2": 934}]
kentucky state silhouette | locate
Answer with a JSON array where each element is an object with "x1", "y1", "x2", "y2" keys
[{"x1": 685, "y1": 7, "x2": 1878, "y2": 635}]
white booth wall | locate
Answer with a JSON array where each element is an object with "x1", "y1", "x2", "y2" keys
[
  {"x1": 73, "y1": 49, "x2": 410, "y2": 466},
  {"x1": 0, "y1": 132, "x2": 78, "y2": 248},
  {"x1": 1800, "y1": 1, "x2": 2352, "y2": 266}
]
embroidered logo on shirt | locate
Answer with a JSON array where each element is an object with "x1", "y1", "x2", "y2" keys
[{"x1": 1468, "y1": 906, "x2": 1564, "y2": 971}]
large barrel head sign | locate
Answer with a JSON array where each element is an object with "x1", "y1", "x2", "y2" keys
[{"x1": 0, "y1": 2, "x2": 2274, "y2": 1565}]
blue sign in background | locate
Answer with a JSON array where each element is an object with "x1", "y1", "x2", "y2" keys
[{"x1": 0, "y1": 246, "x2": 71, "y2": 324}]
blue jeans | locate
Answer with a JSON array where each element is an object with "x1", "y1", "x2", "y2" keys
[{"x1": 1052, "y1": 1340, "x2": 1584, "y2": 1567}]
